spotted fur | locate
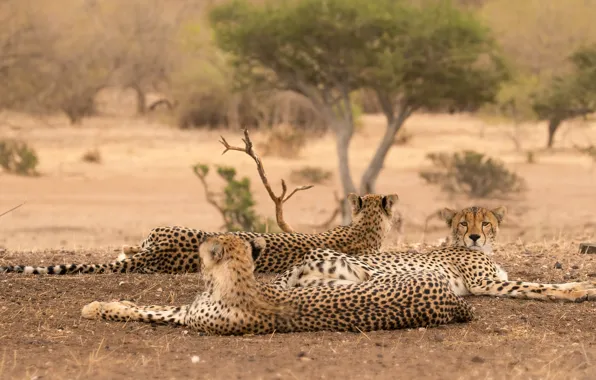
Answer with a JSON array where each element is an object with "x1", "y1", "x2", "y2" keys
[
  {"x1": 0, "y1": 193, "x2": 398, "y2": 275},
  {"x1": 283, "y1": 206, "x2": 596, "y2": 303},
  {"x1": 81, "y1": 235, "x2": 473, "y2": 335}
]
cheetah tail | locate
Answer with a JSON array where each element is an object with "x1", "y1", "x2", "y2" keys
[
  {"x1": 0, "y1": 259, "x2": 134, "y2": 275},
  {"x1": 82, "y1": 301, "x2": 188, "y2": 325}
]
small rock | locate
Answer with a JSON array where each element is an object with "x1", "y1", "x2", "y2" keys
[
  {"x1": 492, "y1": 327, "x2": 508, "y2": 335},
  {"x1": 191, "y1": 355, "x2": 200, "y2": 364},
  {"x1": 554, "y1": 262, "x2": 563, "y2": 270},
  {"x1": 571, "y1": 265, "x2": 580, "y2": 270},
  {"x1": 297, "y1": 351, "x2": 311, "y2": 361}
]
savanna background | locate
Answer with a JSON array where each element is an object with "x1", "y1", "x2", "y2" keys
[{"x1": 1, "y1": 0, "x2": 596, "y2": 379}]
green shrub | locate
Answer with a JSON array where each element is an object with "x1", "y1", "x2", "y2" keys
[
  {"x1": 420, "y1": 151, "x2": 525, "y2": 198},
  {"x1": 192, "y1": 163, "x2": 278, "y2": 232},
  {"x1": 0, "y1": 139, "x2": 39, "y2": 176}
]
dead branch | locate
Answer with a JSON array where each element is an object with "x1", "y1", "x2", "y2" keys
[
  {"x1": 0, "y1": 202, "x2": 25, "y2": 219},
  {"x1": 219, "y1": 128, "x2": 313, "y2": 233}
]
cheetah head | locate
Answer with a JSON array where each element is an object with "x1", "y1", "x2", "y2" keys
[
  {"x1": 199, "y1": 235, "x2": 266, "y2": 274},
  {"x1": 441, "y1": 206, "x2": 506, "y2": 254},
  {"x1": 347, "y1": 193, "x2": 399, "y2": 233}
]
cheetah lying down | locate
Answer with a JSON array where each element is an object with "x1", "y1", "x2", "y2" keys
[
  {"x1": 82, "y1": 235, "x2": 473, "y2": 335},
  {"x1": 1, "y1": 194, "x2": 397, "y2": 275},
  {"x1": 281, "y1": 206, "x2": 596, "y2": 303}
]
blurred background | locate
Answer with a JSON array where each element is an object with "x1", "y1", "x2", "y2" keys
[{"x1": 1, "y1": 0, "x2": 595, "y2": 250}]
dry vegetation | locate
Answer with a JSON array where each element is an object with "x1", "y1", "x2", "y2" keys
[{"x1": 1, "y1": 0, "x2": 596, "y2": 379}]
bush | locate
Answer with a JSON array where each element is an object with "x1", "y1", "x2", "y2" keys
[
  {"x1": 0, "y1": 139, "x2": 39, "y2": 176},
  {"x1": 420, "y1": 151, "x2": 526, "y2": 198},
  {"x1": 259, "y1": 124, "x2": 307, "y2": 159},
  {"x1": 81, "y1": 148, "x2": 102, "y2": 164},
  {"x1": 192, "y1": 163, "x2": 278, "y2": 233},
  {"x1": 290, "y1": 166, "x2": 332, "y2": 185}
]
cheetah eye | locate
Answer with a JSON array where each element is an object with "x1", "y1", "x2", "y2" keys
[
  {"x1": 459, "y1": 221, "x2": 468, "y2": 227},
  {"x1": 482, "y1": 221, "x2": 490, "y2": 227}
]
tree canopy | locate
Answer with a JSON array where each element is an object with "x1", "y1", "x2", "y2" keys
[
  {"x1": 210, "y1": 0, "x2": 509, "y2": 222},
  {"x1": 532, "y1": 44, "x2": 596, "y2": 148}
]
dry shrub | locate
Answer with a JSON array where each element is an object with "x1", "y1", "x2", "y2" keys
[
  {"x1": 81, "y1": 149, "x2": 102, "y2": 164},
  {"x1": 420, "y1": 150, "x2": 526, "y2": 199},
  {"x1": 265, "y1": 91, "x2": 327, "y2": 135},
  {"x1": 290, "y1": 166, "x2": 332, "y2": 185},
  {"x1": 259, "y1": 124, "x2": 307, "y2": 159}
]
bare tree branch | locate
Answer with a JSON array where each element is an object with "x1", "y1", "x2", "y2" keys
[
  {"x1": 219, "y1": 129, "x2": 313, "y2": 233},
  {"x1": 192, "y1": 165, "x2": 225, "y2": 215}
]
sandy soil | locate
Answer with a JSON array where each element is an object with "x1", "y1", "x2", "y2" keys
[{"x1": 1, "y1": 109, "x2": 595, "y2": 379}]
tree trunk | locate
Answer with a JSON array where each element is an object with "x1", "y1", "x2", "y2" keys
[
  {"x1": 131, "y1": 84, "x2": 146, "y2": 115},
  {"x1": 359, "y1": 109, "x2": 410, "y2": 194},
  {"x1": 547, "y1": 118, "x2": 561, "y2": 149},
  {"x1": 335, "y1": 122, "x2": 357, "y2": 225}
]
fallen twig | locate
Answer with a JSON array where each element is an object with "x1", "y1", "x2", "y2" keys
[{"x1": 0, "y1": 202, "x2": 25, "y2": 219}]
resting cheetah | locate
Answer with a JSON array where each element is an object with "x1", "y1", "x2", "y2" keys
[
  {"x1": 81, "y1": 235, "x2": 473, "y2": 335},
  {"x1": 0, "y1": 193, "x2": 398, "y2": 275},
  {"x1": 282, "y1": 206, "x2": 596, "y2": 302}
]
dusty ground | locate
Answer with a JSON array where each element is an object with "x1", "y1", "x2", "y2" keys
[
  {"x1": 1, "y1": 242, "x2": 596, "y2": 380},
  {"x1": 1, "y1": 109, "x2": 595, "y2": 379}
]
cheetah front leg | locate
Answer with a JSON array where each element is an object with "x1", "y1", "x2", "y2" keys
[
  {"x1": 467, "y1": 279, "x2": 596, "y2": 302},
  {"x1": 82, "y1": 300, "x2": 189, "y2": 324}
]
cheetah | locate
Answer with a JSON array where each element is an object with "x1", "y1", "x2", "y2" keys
[
  {"x1": 281, "y1": 206, "x2": 596, "y2": 303},
  {"x1": 81, "y1": 235, "x2": 474, "y2": 335},
  {"x1": 0, "y1": 193, "x2": 398, "y2": 275}
]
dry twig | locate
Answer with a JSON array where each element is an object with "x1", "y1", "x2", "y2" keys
[
  {"x1": 0, "y1": 203, "x2": 25, "y2": 219},
  {"x1": 192, "y1": 165, "x2": 227, "y2": 230},
  {"x1": 219, "y1": 129, "x2": 313, "y2": 233}
]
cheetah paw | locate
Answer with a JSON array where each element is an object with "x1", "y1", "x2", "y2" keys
[{"x1": 81, "y1": 301, "x2": 103, "y2": 319}]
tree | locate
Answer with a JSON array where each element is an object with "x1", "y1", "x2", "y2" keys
[
  {"x1": 532, "y1": 45, "x2": 596, "y2": 149},
  {"x1": 359, "y1": 2, "x2": 508, "y2": 193},
  {"x1": 210, "y1": 0, "x2": 508, "y2": 223}
]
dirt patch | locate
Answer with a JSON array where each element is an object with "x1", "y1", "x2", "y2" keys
[{"x1": 1, "y1": 243, "x2": 596, "y2": 380}]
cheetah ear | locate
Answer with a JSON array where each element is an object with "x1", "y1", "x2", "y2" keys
[
  {"x1": 347, "y1": 193, "x2": 363, "y2": 214},
  {"x1": 440, "y1": 208, "x2": 458, "y2": 227},
  {"x1": 249, "y1": 237, "x2": 266, "y2": 261},
  {"x1": 381, "y1": 194, "x2": 399, "y2": 214},
  {"x1": 200, "y1": 238, "x2": 224, "y2": 263},
  {"x1": 491, "y1": 206, "x2": 507, "y2": 224}
]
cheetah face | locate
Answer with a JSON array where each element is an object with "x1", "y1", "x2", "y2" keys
[
  {"x1": 441, "y1": 206, "x2": 506, "y2": 254},
  {"x1": 347, "y1": 193, "x2": 399, "y2": 233}
]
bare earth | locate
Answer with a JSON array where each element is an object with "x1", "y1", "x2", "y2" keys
[{"x1": 1, "y1": 109, "x2": 596, "y2": 379}]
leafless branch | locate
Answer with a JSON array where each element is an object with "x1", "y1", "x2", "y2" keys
[
  {"x1": 192, "y1": 165, "x2": 224, "y2": 215},
  {"x1": 219, "y1": 129, "x2": 313, "y2": 233}
]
